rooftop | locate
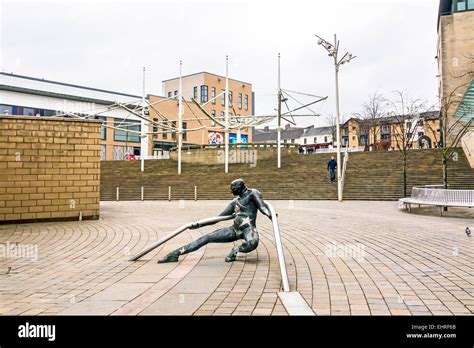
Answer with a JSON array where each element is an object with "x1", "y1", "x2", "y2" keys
[
  {"x1": 162, "y1": 71, "x2": 252, "y2": 86},
  {"x1": 0, "y1": 72, "x2": 142, "y2": 99}
]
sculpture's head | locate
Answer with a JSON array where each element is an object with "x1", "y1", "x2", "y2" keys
[{"x1": 230, "y1": 179, "x2": 246, "y2": 196}]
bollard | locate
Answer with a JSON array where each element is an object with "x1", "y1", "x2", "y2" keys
[
  {"x1": 168, "y1": 186, "x2": 171, "y2": 201},
  {"x1": 79, "y1": 211, "x2": 83, "y2": 221},
  {"x1": 194, "y1": 186, "x2": 197, "y2": 201},
  {"x1": 141, "y1": 186, "x2": 144, "y2": 201},
  {"x1": 116, "y1": 187, "x2": 120, "y2": 202}
]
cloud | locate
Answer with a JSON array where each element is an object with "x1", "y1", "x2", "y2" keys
[{"x1": 1, "y1": 0, "x2": 439, "y2": 128}]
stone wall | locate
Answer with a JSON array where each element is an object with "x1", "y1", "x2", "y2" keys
[
  {"x1": 169, "y1": 144, "x2": 298, "y2": 164},
  {"x1": 0, "y1": 116, "x2": 101, "y2": 223}
]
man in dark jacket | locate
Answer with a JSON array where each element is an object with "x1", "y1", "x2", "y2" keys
[{"x1": 327, "y1": 156, "x2": 337, "y2": 183}]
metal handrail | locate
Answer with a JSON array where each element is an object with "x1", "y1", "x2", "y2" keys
[
  {"x1": 169, "y1": 142, "x2": 299, "y2": 152},
  {"x1": 266, "y1": 202, "x2": 290, "y2": 292},
  {"x1": 341, "y1": 147, "x2": 349, "y2": 196},
  {"x1": 461, "y1": 133, "x2": 472, "y2": 157}
]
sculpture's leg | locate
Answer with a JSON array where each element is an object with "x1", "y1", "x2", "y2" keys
[
  {"x1": 158, "y1": 226, "x2": 237, "y2": 263},
  {"x1": 225, "y1": 226, "x2": 259, "y2": 262}
]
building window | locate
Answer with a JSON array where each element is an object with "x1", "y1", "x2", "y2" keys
[
  {"x1": 469, "y1": 0, "x2": 474, "y2": 9},
  {"x1": 174, "y1": 90, "x2": 178, "y2": 100},
  {"x1": 455, "y1": 0, "x2": 466, "y2": 11},
  {"x1": 324, "y1": 136, "x2": 328, "y2": 143},
  {"x1": 101, "y1": 145, "x2": 106, "y2": 160},
  {"x1": 193, "y1": 87, "x2": 198, "y2": 100},
  {"x1": 244, "y1": 95, "x2": 248, "y2": 111},
  {"x1": 229, "y1": 91, "x2": 233, "y2": 106},
  {"x1": 171, "y1": 121, "x2": 177, "y2": 139},
  {"x1": 200, "y1": 85, "x2": 208, "y2": 103},
  {"x1": 220, "y1": 111, "x2": 224, "y2": 121},
  {"x1": 114, "y1": 119, "x2": 140, "y2": 143},
  {"x1": 314, "y1": 137, "x2": 317, "y2": 143},
  {"x1": 238, "y1": 93, "x2": 242, "y2": 109},
  {"x1": 95, "y1": 116, "x2": 106, "y2": 140},
  {"x1": 168, "y1": 91, "x2": 172, "y2": 98},
  {"x1": 304, "y1": 138, "x2": 307, "y2": 145},
  {"x1": 153, "y1": 118, "x2": 158, "y2": 138},
  {"x1": 211, "y1": 110, "x2": 216, "y2": 126},
  {"x1": 183, "y1": 122, "x2": 187, "y2": 141},
  {"x1": 162, "y1": 121, "x2": 168, "y2": 139},
  {"x1": 221, "y1": 89, "x2": 225, "y2": 106},
  {"x1": 211, "y1": 87, "x2": 216, "y2": 104}
]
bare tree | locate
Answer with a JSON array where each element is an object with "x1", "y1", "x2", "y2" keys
[
  {"x1": 354, "y1": 92, "x2": 387, "y2": 150},
  {"x1": 324, "y1": 114, "x2": 337, "y2": 146},
  {"x1": 388, "y1": 91, "x2": 427, "y2": 197}
]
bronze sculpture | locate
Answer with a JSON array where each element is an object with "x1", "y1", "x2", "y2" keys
[{"x1": 158, "y1": 178, "x2": 272, "y2": 263}]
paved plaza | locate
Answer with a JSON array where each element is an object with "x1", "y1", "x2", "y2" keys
[{"x1": 0, "y1": 200, "x2": 473, "y2": 316}]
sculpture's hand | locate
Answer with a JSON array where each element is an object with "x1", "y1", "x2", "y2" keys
[{"x1": 189, "y1": 222, "x2": 200, "y2": 229}]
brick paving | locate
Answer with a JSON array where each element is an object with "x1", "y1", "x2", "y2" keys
[{"x1": 0, "y1": 200, "x2": 472, "y2": 316}]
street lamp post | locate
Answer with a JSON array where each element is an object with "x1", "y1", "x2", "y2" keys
[{"x1": 315, "y1": 34, "x2": 356, "y2": 202}]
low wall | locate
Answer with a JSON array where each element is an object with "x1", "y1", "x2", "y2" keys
[
  {"x1": 0, "y1": 116, "x2": 101, "y2": 223},
  {"x1": 169, "y1": 143, "x2": 298, "y2": 164}
]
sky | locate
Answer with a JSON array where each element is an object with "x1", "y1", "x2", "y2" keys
[{"x1": 1, "y1": 0, "x2": 440, "y2": 128}]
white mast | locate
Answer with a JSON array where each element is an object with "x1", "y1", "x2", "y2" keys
[
  {"x1": 140, "y1": 66, "x2": 148, "y2": 172},
  {"x1": 178, "y1": 60, "x2": 183, "y2": 175},
  {"x1": 224, "y1": 55, "x2": 229, "y2": 173},
  {"x1": 277, "y1": 53, "x2": 282, "y2": 169}
]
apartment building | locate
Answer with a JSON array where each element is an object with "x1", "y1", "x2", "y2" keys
[{"x1": 151, "y1": 72, "x2": 254, "y2": 154}]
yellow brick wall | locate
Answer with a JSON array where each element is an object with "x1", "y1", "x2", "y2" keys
[
  {"x1": 0, "y1": 116, "x2": 101, "y2": 223},
  {"x1": 438, "y1": 11, "x2": 474, "y2": 114}
]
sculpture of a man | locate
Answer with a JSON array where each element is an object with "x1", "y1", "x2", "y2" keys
[{"x1": 158, "y1": 178, "x2": 272, "y2": 263}]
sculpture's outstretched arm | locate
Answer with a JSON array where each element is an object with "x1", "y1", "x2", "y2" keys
[
  {"x1": 253, "y1": 190, "x2": 272, "y2": 220},
  {"x1": 219, "y1": 199, "x2": 236, "y2": 217}
]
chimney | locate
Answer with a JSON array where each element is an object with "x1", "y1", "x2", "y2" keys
[{"x1": 285, "y1": 124, "x2": 291, "y2": 130}]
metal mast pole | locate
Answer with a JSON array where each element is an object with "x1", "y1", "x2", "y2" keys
[
  {"x1": 178, "y1": 60, "x2": 183, "y2": 175},
  {"x1": 334, "y1": 34, "x2": 342, "y2": 202},
  {"x1": 224, "y1": 55, "x2": 229, "y2": 173},
  {"x1": 277, "y1": 53, "x2": 282, "y2": 169},
  {"x1": 140, "y1": 66, "x2": 147, "y2": 172}
]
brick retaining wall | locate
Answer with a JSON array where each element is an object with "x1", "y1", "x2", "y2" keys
[{"x1": 0, "y1": 116, "x2": 101, "y2": 223}]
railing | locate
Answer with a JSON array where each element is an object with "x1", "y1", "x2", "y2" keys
[
  {"x1": 105, "y1": 186, "x2": 202, "y2": 202},
  {"x1": 461, "y1": 131, "x2": 473, "y2": 157},
  {"x1": 341, "y1": 147, "x2": 349, "y2": 196},
  {"x1": 169, "y1": 143, "x2": 299, "y2": 152},
  {"x1": 312, "y1": 146, "x2": 365, "y2": 154},
  {"x1": 266, "y1": 202, "x2": 290, "y2": 292}
]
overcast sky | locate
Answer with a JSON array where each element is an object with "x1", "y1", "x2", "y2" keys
[{"x1": 1, "y1": 0, "x2": 440, "y2": 128}]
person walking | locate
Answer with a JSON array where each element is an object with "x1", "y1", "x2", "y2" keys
[{"x1": 327, "y1": 156, "x2": 337, "y2": 183}]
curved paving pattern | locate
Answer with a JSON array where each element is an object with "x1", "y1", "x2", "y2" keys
[{"x1": 0, "y1": 201, "x2": 473, "y2": 316}]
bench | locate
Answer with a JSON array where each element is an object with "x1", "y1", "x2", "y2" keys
[{"x1": 399, "y1": 187, "x2": 474, "y2": 216}]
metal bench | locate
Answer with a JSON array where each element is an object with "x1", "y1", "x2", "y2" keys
[{"x1": 399, "y1": 187, "x2": 474, "y2": 216}]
